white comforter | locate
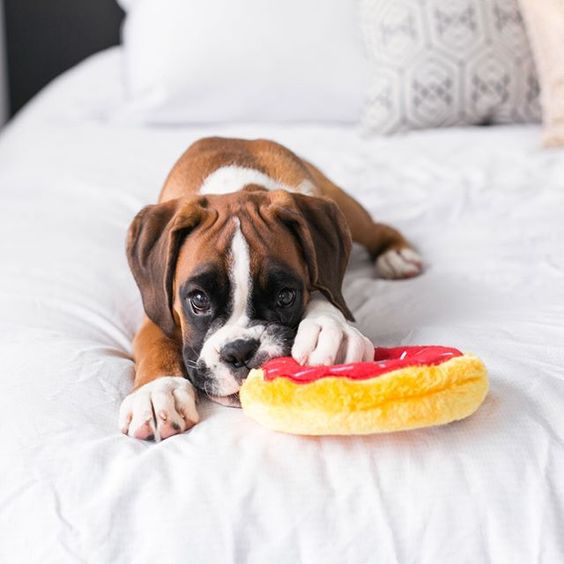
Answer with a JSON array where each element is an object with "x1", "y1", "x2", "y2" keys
[{"x1": 1, "y1": 49, "x2": 563, "y2": 563}]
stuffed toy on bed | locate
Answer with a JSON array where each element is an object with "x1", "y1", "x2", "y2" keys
[{"x1": 240, "y1": 346, "x2": 488, "y2": 435}]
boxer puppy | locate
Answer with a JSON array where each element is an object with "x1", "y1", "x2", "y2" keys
[{"x1": 119, "y1": 137, "x2": 422, "y2": 440}]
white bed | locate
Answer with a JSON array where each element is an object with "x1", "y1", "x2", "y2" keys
[{"x1": 1, "y1": 48, "x2": 563, "y2": 563}]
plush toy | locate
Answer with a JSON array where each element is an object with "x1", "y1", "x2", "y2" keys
[{"x1": 240, "y1": 346, "x2": 488, "y2": 435}]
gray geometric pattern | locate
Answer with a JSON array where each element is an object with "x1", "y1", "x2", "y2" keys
[{"x1": 360, "y1": 0, "x2": 541, "y2": 134}]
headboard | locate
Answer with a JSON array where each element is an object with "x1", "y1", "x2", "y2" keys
[{"x1": 4, "y1": 0, "x2": 125, "y2": 116}]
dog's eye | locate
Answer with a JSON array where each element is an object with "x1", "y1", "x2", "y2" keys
[
  {"x1": 277, "y1": 288, "x2": 296, "y2": 308},
  {"x1": 188, "y1": 291, "x2": 211, "y2": 314}
]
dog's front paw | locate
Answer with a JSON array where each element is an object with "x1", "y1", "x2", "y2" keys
[
  {"x1": 292, "y1": 315, "x2": 373, "y2": 366},
  {"x1": 376, "y1": 247, "x2": 423, "y2": 279},
  {"x1": 119, "y1": 376, "x2": 199, "y2": 441}
]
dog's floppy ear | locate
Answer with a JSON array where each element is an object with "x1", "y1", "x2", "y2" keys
[
  {"x1": 126, "y1": 197, "x2": 209, "y2": 337},
  {"x1": 273, "y1": 191, "x2": 354, "y2": 321}
]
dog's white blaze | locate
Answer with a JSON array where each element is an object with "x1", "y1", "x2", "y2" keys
[
  {"x1": 197, "y1": 220, "x2": 253, "y2": 395},
  {"x1": 228, "y1": 221, "x2": 251, "y2": 326}
]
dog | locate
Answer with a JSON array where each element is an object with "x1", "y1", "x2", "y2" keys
[{"x1": 119, "y1": 137, "x2": 422, "y2": 440}]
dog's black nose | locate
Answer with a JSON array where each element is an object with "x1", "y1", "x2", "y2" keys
[{"x1": 220, "y1": 339, "x2": 260, "y2": 369}]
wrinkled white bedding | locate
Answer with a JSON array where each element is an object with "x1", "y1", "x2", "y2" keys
[{"x1": 1, "y1": 49, "x2": 563, "y2": 563}]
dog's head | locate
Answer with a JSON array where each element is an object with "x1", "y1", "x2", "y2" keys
[{"x1": 127, "y1": 187, "x2": 352, "y2": 405}]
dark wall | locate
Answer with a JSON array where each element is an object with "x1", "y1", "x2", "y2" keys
[{"x1": 4, "y1": 0, "x2": 124, "y2": 116}]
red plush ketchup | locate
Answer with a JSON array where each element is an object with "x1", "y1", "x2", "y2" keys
[{"x1": 262, "y1": 346, "x2": 463, "y2": 384}]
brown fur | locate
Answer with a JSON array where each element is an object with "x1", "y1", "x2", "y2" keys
[{"x1": 128, "y1": 137, "x2": 410, "y2": 391}]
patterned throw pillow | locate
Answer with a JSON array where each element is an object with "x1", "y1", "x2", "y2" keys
[{"x1": 360, "y1": 0, "x2": 541, "y2": 134}]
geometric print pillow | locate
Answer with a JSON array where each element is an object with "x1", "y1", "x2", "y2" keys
[{"x1": 360, "y1": 0, "x2": 541, "y2": 134}]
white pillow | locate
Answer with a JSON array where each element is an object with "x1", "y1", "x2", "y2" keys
[{"x1": 117, "y1": 0, "x2": 367, "y2": 124}]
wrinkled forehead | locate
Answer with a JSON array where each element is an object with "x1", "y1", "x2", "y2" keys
[
  {"x1": 173, "y1": 215, "x2": 233, "y2": 288},
  {"x1": 240, "y1": 216, "x2": 307, "y2": 282},
  {"x1": 173, "y1": 206, "x2": 307, "y2": 291}
]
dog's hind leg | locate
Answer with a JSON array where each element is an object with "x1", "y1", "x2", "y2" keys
[{"x1": 303, "y1": 161, "x2": 423, "y2": 279}]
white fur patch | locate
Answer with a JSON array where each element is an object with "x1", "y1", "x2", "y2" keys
[
  {"x1": 230, "y1": 222, "x2": 251, "y2": 322},
  {"x1": 200, "y1": 166, "x2": 283, "y2": 195},
  {"x1": 199, "y1": 165, "x2": 315, "y2": 196},
  {"x1": 297, "y1": 179, "x2": 316, "y2": 195}
]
